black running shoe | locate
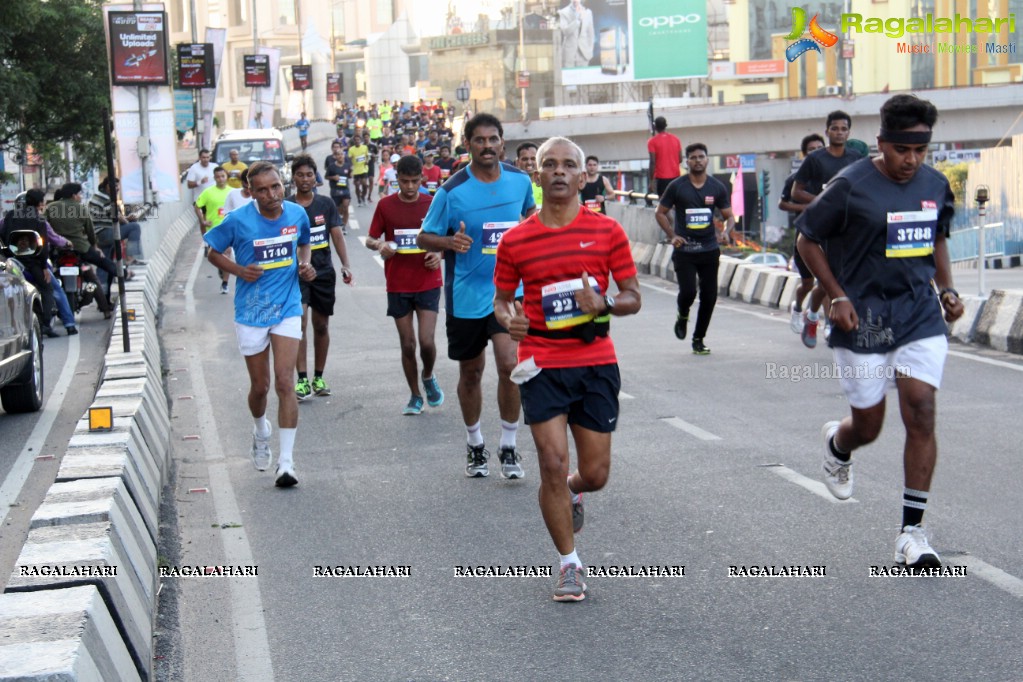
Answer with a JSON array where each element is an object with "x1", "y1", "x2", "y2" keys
[{"x1": 674, "y1": 314, "x2": 688, "y2": 340}]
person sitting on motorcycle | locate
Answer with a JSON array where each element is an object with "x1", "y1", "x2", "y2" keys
[
  {"x1": 2, "y1": 189, "x2": 60, "y2": 337},
  {"x1": 89, "y1": 176, "x2": 144, "y2": 273},
  {"x1": 45, "y1": 182, "x2": 120, "y2": 306}
]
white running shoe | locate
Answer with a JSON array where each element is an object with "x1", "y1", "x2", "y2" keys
[
  {"x1": 821, "y1": 421, "x2": 853, "y2": 499},
  {"x1": 251, "y1": 425, "x2": 272, "y2": 471},
  {"x1": 789, "y1": 302, "x2": 803, "y2": 334},
  {"x1": 895, "y1": 525, "x2": 941, "y2": 568}
]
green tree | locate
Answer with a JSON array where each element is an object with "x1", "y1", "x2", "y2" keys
[
  {"x1": 0, "y1": 0, "x2": 110, "y2": 177},
  {"x1": 935, "y1": 161, "x2": 969, "y2": 206}
]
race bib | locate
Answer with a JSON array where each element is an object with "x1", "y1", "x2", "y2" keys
[
  {"x1": 440, "y1": 169, "x2": 450, "y2": 179},
  {"x1": 309, "y1": 224, "x2": 329, "y2": 250},
  {"x1": 338, "y1": 177, "x2": 348, "y2": 187},
  {"x1": 685, "y1": 208, "x2": 712, "y2": 230},
  {"x1": 481, "y1": 221, "x2": 516, "y2": 255},
  {"x1": 541, "y1": 278, "x2": 601, "y2": 330},
  {"x1": 886, "y1": 209, "x2": 937, "y2": 258},
  {"x1": 253, "y1": 233, "x2": 295, "y2": 269},
  {"x1": 389, "y1": 179, "x2": 399, "y2": 193},
  {"x1": 393, "y1": 228, "x2": 424, "y2": 254},
  {"x1": 356, "y1": 155, "x2": 367, "y2": 163},
  {"x1": 218, "y1": 207, "x2": 226, "y2": 217},
  {"x1": 427, "y1": 181, "x2": 438, "y2": 194},
  {"x1": 584, "y1": 199, "x2": 601, "y2": 212}
]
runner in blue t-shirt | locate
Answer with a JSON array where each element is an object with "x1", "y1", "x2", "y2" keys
[
  {"x1": 204, "y1": 161, "x2": 315, "y2": 488},
  {"x1": 296, "y1": 112, "x2": 310, "y2": 151},
  {"x1": 417, "y1": 113, "x2": 535, "y2": 480},
  {"x1": 796, "y1": 94, "x2": 964, "y2": 570}
]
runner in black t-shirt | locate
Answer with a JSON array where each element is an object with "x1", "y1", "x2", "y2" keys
[
  {"x1": 654, "y1": 143, "x2": 735, "y2": 355},
  {"x1": 579, "y1": 155, "x2": 614, "y2": 215},
  {"x1": 793, "y1": 110, "x2": 862, "y2": 348},
  {"x1": 796, "y1": 94, "x2": 964, "y2": 569},
  {"x1": 288, "y1": 155, "x2": 354, "y2": 401},
  {"x1": 324, "y1": 146, "x2": 353, "y2": 233},
  {"x1": 779, "y1": 134, "x2": 825, "y2": 334}
]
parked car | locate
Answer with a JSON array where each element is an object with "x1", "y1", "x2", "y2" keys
[
  {"x1": 0, "y1": 230, "x2": 45, "y2": 413},
  {"x1": 741, "y1": 252, "x2": 790, "y2": 269},
  {"x1": 212, "y1": 128, "x2": 294, "y2": 192}
]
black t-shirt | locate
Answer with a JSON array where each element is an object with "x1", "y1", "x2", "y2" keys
[
  {"x1": 794, "y1": 146, "x2": 862, "y2": 196},
  {"x1": 580, "y1": 176, "x2": 607, "y2": 214},
  {"x1": 797, "y1": 158, "x2": 955, "y2": 353},
  {"x1": 325, "y1": 158, "x2": 352, "y2": 195},
  {"x1": 286, "y1": 195, "x2": 342, "y2": 275},
  {"x1": 658, "y1": 175, "x2": 731, "y2": 253}
]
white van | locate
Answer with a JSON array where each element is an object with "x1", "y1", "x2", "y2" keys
[{"x1": 212, "y1": 129, "x2": 294, "y2": 192}]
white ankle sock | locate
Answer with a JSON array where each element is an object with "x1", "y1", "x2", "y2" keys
[
  {"x1": 500, "y1": 420, "x2": 519, "y2": 449},
  {"x1": 253, "y1": 416, "x2": 271, "y2": 438},
  {"x1": 560, "y1": 550, "x2": 581, "y2": 569},
  {"x1": 568, "y1": 475, "x2": 581, "y2": 504},
  {"x1": 466, "y1": 421, "x2": 484, "y2": 447},
  {"x1": 278, "y1": 428, "x2": 297, "y2": 467}
]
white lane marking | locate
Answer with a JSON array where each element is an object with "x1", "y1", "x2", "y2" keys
[
  {"x1": 762, "y1": 464, "x2": 858, "y2": 504},
  {"x1": 639, "y1": 276, "x2": 1023, "y2": 370},
  {"x1": 960, "y1": 556, "x2": 1023, "y2": 599},
  {"x1": 0, "y1": 332, "x2": 80, "y2": 525},
  {"x1": 946, "y1": 350, "x2": 1023, "y2": 372},
  {"x1": 618, "y1": 390, "x2": 635, "y2": 400},
  {"x1": 184, "y1": 246, "x2": 275, "y2": 681},
  {"x1": 661, "y1": 416, "x2": 722, "y2": 441},
  {"x1": 357, "y1": 236, "x2": 384, "y2": 269}
]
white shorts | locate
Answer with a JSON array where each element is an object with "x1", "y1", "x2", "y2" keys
[
  {"x1": 235, "y1": 317, "x2": 303, "y2": 356},
  {"x1": 832, "y1": 335, "x2": 948, "y2": 409}
]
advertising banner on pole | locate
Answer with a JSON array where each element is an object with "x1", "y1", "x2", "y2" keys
[
  {"x1": 244, "y1": 55, "x2": 272, "y2": 87},
  {"x1": 199, "y1": 27, "x2": 226, "y2": 150},
  {"x1": 248, "y1": 47, "x2": 280, "y2": 128},
  {"x1": 557, "y1": 0, "x2": 707, "y2": 86},
  {"x1": 292, "y1": 65, "x2": 313, "y2": 91},
  {"x1": 326, "y1": 73, "x2": 341, "y2": 99},
  {"x1": 176, "y1": 43, "x2": 215, "y2": 89},
  {"x1": 108, "y1": 11, "x2": 169, "y2": 85}
]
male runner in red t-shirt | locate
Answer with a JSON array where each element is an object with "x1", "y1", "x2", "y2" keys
[
  {"x1": 647, "y1": 116, "x2": 683, "y2": 197},
  {"x1": 494, "y1": 136, "x2": 641, "y2": 602},
  {"x1": 366, "y1": 155, "x2": 445, "y2": 414}
]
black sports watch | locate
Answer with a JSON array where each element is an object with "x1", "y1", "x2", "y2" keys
[{"x1": 602, "y1": 295, "x2": 615, "y2": 315}]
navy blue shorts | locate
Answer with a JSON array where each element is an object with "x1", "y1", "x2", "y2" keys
[
  {"x1": 446, "y1": 312, "x2": 508, "y2": 361},
  {"x1": 300, "y1": 270, "x2": 336, "y2": 316},
  {"x1": 387, "y1": 287, "x2": 440, "y2": 318},
  {"x1": 519, "y1": 364, "x2": 621, "y2": 433}
]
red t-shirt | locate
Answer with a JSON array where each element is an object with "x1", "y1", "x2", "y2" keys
[
  {"x1": 421, "y1": 165, "x2": 442, "y2": 193},
  {"x1": 647, "y1": 132, "x2": 683, "y2": 180},
  {"x1": 368, "y1": 193, "x2": 442, "y2": 293},
  {"x1": 494, "y1": 209, "x2": 637, "y2": 368}
]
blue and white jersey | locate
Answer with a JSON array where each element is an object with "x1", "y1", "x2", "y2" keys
[
  {"x1": 421, "y1": 163, "x2": 534, "y2": 318},
  {"x1": 204, "y1": 201, "x2": 311, "y2": 327}
]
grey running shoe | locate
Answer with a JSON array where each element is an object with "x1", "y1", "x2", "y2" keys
[
  {"x1": 403, "y1": 395, "x2": 424, "y2": 415},
  {"x1": 553, "y1": 564, "x2": 587, "y2": 602},
  {"x1": 251, "y1": 425, "x2": 272, "y2": 472},
  {"x1": 423, "y1": 375, "x2": 444, "y2": 407},
  {"x1": 465, "y1": 444, "x2": 489, "y2": 478},
  {"x1": 498, "y1": 446, "x2": 524, "y2": 479},
  {"x1": 895, "y1": 525, "x2": 941, "y2": 569},
  {"x1": 572, "y1": 493, "x2": 584, "y2": 533},
  {"x1": 275, "y1": 463, "x2": 298, "y2": 488}
]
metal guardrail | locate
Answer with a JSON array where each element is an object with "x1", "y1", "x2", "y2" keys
[
  {"x1": 949, "y1": 222, "x2": 1007, "y2": 263},
  {"x1": 611, "y1": 189, "x2": 659, "y2": 207}
]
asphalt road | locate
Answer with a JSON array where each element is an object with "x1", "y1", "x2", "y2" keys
[{"x1": 152, "y1": 163, "x2": 1023, "y2": 680}]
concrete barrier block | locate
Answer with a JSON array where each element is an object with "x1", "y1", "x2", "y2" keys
[
  {"x1": 56, "y1": 445, "x2": 160, "y2": 546},
  {"x1": 0, "y1": 586, "x2": 141, "y2": 682},
  {"x1": 68, "y1": 421, "x2": 164, "y2": 483},
  {"x1": 7, "y1": 520, "x2": 155, "y2": 681},
  {"x1": 973, "y1": 289, "x2": 1023, "y2": 354},
  {"x1": 728, "y1": 264, "x2": 755, "y2": 300},
  {"x1": 29, "y1": 478, "x2": 156, "y2": 587},
  {"x1": 652, "y1": 244, "x2": 671, "y2": 280},
  {"x1": 632, "y1": 242, "x2": 654, "y2": 274},
  {"x1": 754, "y1": 270, "x2": 796, "y2": 308},
  {"x1": 779, "y1": 275, "x2": 803, "y2": 311},
  {"x1": 947, "y1": 294, "x2": 987, "y2": 344},
  {"x1": 741, "y1": 266, "x2": 775, "y2": 303},
  {"x1": 718, "y1": 257, "x2": 741, "y2": 296}
]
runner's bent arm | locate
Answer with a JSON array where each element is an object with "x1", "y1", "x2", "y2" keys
[
  {"x1": 932, "y1": 232, "x2": 964, "y2": 322},
  {"x1": 792, "y1": 181, "x2": 816, "y2": 205},
  {"x1": 654, "y1": 203, "x2": 680, "y2": 245}
]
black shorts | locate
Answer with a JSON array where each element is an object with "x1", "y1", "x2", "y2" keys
[
  {"x1": 331, "y1": 190, "x2": 351, "y2": 203},
  {"x1": 519, "y1": 364, "x2": 621, "y2": 432},
  {"x1": 353, "y1": 172, "x2": 369, "y2": 179},
  {"x1": 387, "y1": 288, "x2": 441, "y2": 318},
  {"x1": 300, "y1": 270, "x2": 337, "y2": 316},
  {"x1": 793, "y1": 247, "x2": 813, "y2": 280},
  {"x1": 446, "y1": 312, "x2": 508, "y2": 361}
]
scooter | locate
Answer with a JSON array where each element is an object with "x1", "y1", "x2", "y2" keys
[{"x1": 54, "y1": 248, "x2": 98, "y2": 313}]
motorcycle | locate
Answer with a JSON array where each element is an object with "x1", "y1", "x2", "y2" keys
[{"x1": 54, "y1": 248, "x2": 99, "y2": 313}]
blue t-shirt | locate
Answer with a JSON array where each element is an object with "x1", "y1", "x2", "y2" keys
[
  {"x1": 421, "y1": 163, "x2": 535, "y2": 318},
  {"x1": 297, "y1": 118, "x2": 310, "y2": 135},
  {"x1": 203, "y1": 202, "x2": 311, "y2": 327}
]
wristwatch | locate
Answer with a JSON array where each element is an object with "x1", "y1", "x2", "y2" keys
[{"x1": 602, "y1": 295, "x2": 615, "y2": 315}]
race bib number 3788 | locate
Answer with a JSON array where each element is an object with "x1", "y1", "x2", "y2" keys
[{"x1": 886, "y1": 209, "x2": 937, "y2": 258}]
